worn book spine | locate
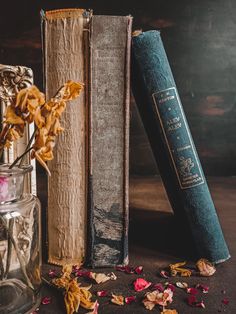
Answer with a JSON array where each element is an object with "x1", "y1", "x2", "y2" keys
[
  {"x1": 86, "y1": 15, "x2": 132, "y2": 267},
  {"x1": 132, "y1": 30, "x2": 230, "y2": 263},
  {"x1": 0, "y1": 64, "x2": 37, "y2": 195},
  {"x1": 42, "y1": 9, "x2": 91, "y2": 265}
]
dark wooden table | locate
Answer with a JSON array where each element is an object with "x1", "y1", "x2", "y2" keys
[{"x1": 37, "y1": 176, "x2": 236, "y2": 313}]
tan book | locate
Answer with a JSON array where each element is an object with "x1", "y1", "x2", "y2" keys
[
  {"x1": 0, "y1": 64, "x2": 36, "y2": 195},
  {"x1": 42, "y1": 10, "x2": 131, "y2": 266},
  {"x1": 42, "y1": 9, "x2": 90, "y2": 265}
]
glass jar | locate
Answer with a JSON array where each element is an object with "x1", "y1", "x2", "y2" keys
[{"x1": 0, "y1": 164, "x2": 41, "y2": 314}]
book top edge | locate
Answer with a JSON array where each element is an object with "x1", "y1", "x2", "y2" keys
[{"x1": 44, "y1": 8, "x2": 87, "y2": 19}]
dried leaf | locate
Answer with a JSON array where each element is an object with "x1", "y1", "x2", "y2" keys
[
  {"x1": 111, "y1": 294, "x2": 124, "y2": 305},
  {"x1": 133, "y1": 278, "x2": 152, "y2": 292},
  {"x1": 143, "y1": 300, "x2": 156, "y2": 310},
  {"x1": 196, "y1": 258, "x2": 216, "y2": 277},
  {"x1": 135, "y1": 266, "x2": 143, "y2": 274}
]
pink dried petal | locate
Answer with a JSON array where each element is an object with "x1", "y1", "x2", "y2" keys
[
  {"x1": 152, "y1": 283, "x2": 164, "y2": 292},
  {"x1": 222, "y1": 298, "x2": 229, "y2": 305},
  {"x1": 125, "y1": 296, "x2": 136, "y2": 304},
  {"x1": 166, "y1": 283, "x2": 175, "y2": 292},
  {"x1": 116, "y1": 265, "x2": 135, "y2": 274},
  {"x1": 97, "y1": 290, "x2": 108, "y2": 297},
  {"x1": 187, "y1": 295, "x2": 197, "y2": 306},
  {"x1": 196, "y1": 301, "x2": 205, "y2": 308},
  {"x1": 133, "y1": 278, "x2": 152, "y2": 292},
  {"x1": 0, "y1": 177, "x2": 8, "y2": 202},
  {"x1": 135, "y1": 266, "x2": 143, "y2": 274},
  {"x1": 30, "y1": 309, "x2": 39, "y2": 314},
  {"x1": 72, "y1": 265, "x2": 81, "y2": 273},
  {"x1": 48, "y1": 269, "x2": 57, "y2": 278},
  {"x1": 195, "y1": 284, "x2": 209, "y2": 293},
  {"x1": 41, "y1": 296, "x2": 51, "y2": 305},
  {"x1": 187, "y1": 287, "x2": 198, "y2": 295},
  {"x1": 160, "y1": 270, "x2": 169, "y2": 278},
  {"x1": 75, "y1": 270, "x2": 91, "y2": 277}
]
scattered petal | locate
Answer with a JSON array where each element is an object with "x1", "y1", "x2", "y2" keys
[
  {"x1": 187, "y1": 295, "x2": 197, "y2": 306},
  {"x1": 161, "y1": 310, "x2": 178, "y2": 314},
  {"x1": 196, "y1": 301, "x2": 206, "y2": 308},
  {"x1": 85, "y1": 300, "x2": 99, "y2": 314},
  {"x1": 195, "y1": 284, "x2": 209, "y2": 293},
  {"x1": 143, "y1": 300, "x2": 156, "y2": 310},
  {"x1": 97, "y1": 290, "x2": 108, "y2": 297},
  {"x1": 196, "y1": 259, "x2": 216, "y2": 277},
  {"x1": 169, "y1": 261, "x2": 192, "y2": 277},
  {"x1": 143, "y1": 288, "x2": 173, "y2": 309},
  {"x1": 111, "y1": 294, "x2": 124, "y2": 305},
  {"x1": 186, "y1": 287, "x2": 198, "y2": 295},
  {"x1": 135, "y1": 266, "x2": 143, "y2": 274},
  {"x1": 160, "y1": 270, "x2": 169, "y2": 278},
  {"x1": 166, "y1": 283, "x2": 175, "y2": 292},
  {"x1": 41, "y1": 296, "x2": 51, "y2": 305},
  {"x1": 152, "y1": 283, "x2": 164, "y2": 292},
  {"x1": 133, "y1": 278, "x2": 152, "y2": 292},
  {"x1": 108, "y1": 272, "x2": 117, "y2": 281},
  {"x1": 125, "y1": 296, "x2": 136, "y2": 304},
  {"x1": 176, "y1": 282, "x2": 188, "y2": 289},
  {"x1": 222, "y1": 298, "x2": 229, "y2": 305},
  {"x1": 75, "y1": 270, "x2": 91, "y2": 278},
  {"x1": 48, "y1": 269, "x2": 57, "y2": 278},
  {"x1": 90, "y1": 272, "x2": 111, "y2": 284}
]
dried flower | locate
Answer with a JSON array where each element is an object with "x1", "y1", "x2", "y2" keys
[
  {"x1": 152, "y1": 283, "x2": 164, "y2": 292},
  {"x1": 222, "y1": 298, "x2": 229, "y2": 305},
  {"x1": 133, "y1": 278, "x2": 152, "y2": 292},
  {"x1": 196, "y1": 258, "x2": 216, "y2": 276}
]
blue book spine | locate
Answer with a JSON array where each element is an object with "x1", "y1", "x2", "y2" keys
[{"x1": 132, "y1": 30, "x2": 230, "y2": 263}]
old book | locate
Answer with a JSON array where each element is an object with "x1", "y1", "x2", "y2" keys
[
  {"x1": 132, "y1": 30, "x2": 230, "y2": 263},
  {"x1": 42, "y1": 10, "x2": 131, "y2": 266},
  {"x1": 0, "y1": 64, "x2": 37, "y2": 195},
  {"x1": 87, "y1": 15, "x2": 132, "y2": 267},
  {"x1": 42, "y1": 9, "x2": 90, "y2": 265}
]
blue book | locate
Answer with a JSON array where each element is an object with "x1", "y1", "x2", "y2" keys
[{"x1": 131, "y1": 30, "x2": 230, "y2": 263}]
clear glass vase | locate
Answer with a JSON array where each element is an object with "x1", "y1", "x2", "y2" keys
[{"x1": 0, "y1": 164, "x2": 41, "y2": 314}]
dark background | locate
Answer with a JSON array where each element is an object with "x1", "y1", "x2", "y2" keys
[{"x1": 1, "y1": 0, "x2": 236, "y2": 176}]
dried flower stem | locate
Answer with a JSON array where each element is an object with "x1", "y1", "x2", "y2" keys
[
  {"x1": 0, "y1": 215, "x2": 34, "y2": 290},
  {"x1": 4, "y1": 219, "x2": 14, "y2": 279},
  {"x1": 9, "y1": 147, "x2": 34, "y2": 169}
]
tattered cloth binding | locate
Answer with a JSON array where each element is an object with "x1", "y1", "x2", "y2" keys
[
  {"x1": 131, "y1": 30, "x2": 230, "y2": 264},
  {"x1": 0, "y1": 64, "x2": 37, "y2": 195},
  {"x1": 41, "y1": 9, "x2": 90, "y2": 266},
  {"x1": 87, "y1": 15, "x2": 132, "y2": 267},
  {"x1": 42, "y1": 9, "x2": 131, "y2": 267}
]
